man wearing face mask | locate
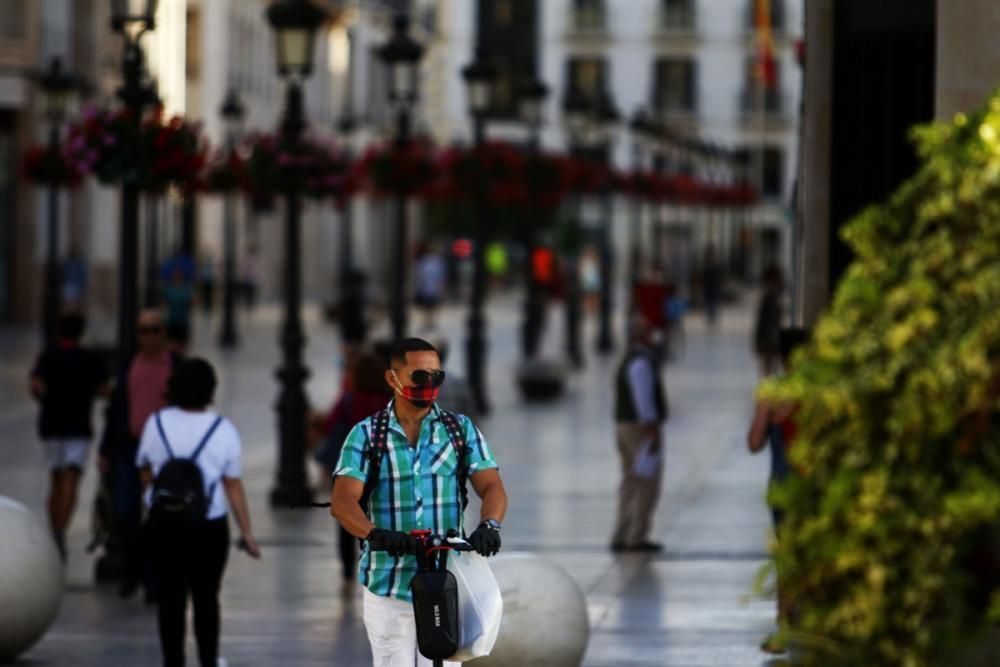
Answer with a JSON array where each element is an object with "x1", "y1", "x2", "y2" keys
[{"x1": 330, "y1": 338, "x2": 508, "y2": 667}]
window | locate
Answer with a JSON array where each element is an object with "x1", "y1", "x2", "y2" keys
[
  {"x1": 476, "y1": 0, "x2": 539, "y2": 118},
  {"x1": 186, "y1": 8, "x2": 201, "y2": 79},
  {"x1": 653, "y1": 58, "x2": 697, "y2": 113},
  {"x1": 762, "y1": 147, "x2": 783, "y2": 199},
  {"x1": 572, "y1": 0, "x2": 606, "y2": 31},
  {"x1": 660, "y1": 0, "x2": 695, "y2": 31},
  {"x1": 0, "y1": 1, "x2": 26, "y2": 40},
  {"x1": 746, "y1": 0, "x2": 785, "y2": 32},
  {"x1": 741, "y1": 56, "x2": 782, "y2": 113},
  {"x1": 566, "y1": 57, "x2": 607, "y2": 98}
]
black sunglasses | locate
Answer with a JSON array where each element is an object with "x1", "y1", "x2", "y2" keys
[{"x1": 410, "y1": 369, "x2": 446, "y2": 387}]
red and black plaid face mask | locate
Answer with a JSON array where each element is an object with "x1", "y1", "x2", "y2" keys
[{"x1": 391, "y1": 371, "x2": 441, "y2": 408}]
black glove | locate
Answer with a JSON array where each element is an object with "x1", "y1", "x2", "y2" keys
[
  {"x1": 367, "y1": 528, "x2": 415, "y2": 557},
  {"x1": 468, "y1": 521, "x2": 502, "y2": 557}
]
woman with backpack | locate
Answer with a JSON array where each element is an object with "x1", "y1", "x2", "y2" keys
[{"x1": 136, "y1": 358, "x2": 260, "y2": 667}]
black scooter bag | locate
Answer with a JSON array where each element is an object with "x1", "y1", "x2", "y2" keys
[{"x1": 411, "y1": 569, "x2": 460, "y2": 660}]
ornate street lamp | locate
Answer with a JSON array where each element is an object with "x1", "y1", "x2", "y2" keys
[
  {"x1": 628, "y1": 108, "x2": 652, "y2": 281},
  {"x1": 110, "y1": 0, "x2": 158, "y2": 360},
  {"x1": 519, "y1": 77, "x2": 549, "y2": 360},
  {"x1": 462, "y1": 47, "x2": 497, "y2": 416},
  {"x1": 35, "y1": 57, "x2": 79, "y2": 346},
  {"x1": 594, "y1": 90, "x2": 620, "y2": 354},
  {"x1": 266, "y1": 0, "x2": 325, "y2": 508},
  {"x1": 218, "y1": 88, "x2": 245, "y2": 349},
  {"x1": 378, "y1": 13, "x2": 424, "y2": 342},
  {"x1": 561, "y1": 88, "x2": 592, "y2": 369}
]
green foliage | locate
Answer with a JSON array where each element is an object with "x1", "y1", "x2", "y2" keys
[{"x1": 760, "y1": 93, "x2": 1000, "y2": 664}]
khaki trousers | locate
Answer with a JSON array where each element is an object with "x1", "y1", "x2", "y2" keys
[{"x1": 611, "y1": 423, "x2": 664, "y2": 547}]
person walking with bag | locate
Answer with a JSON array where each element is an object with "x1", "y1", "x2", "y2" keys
[
  {"x1": 611, "y1": 315, "x2": 669, "y2": 552},
  {"x1": 136, "y1": 358, "x2": 260, "y2": 667},
  {"x1": 330, "y1": 338, "x2": 508, "y2": 667}
]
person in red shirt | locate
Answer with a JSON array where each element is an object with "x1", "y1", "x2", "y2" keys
[
  {"x1": 100, "y1": 309, "x2": 180, "y2": 600},
  {"x1": 747, "y1": 327, "x2": 809, "y2": 654},
  {"x1": 314, "y1": 350, "x2": 392, "y2": 587}
]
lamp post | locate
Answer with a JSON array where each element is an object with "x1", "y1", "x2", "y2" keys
[
  {"x1": 266, "y1": 0, "x2": 325, "y2": 508},
  {"x1": 218, "y1": 88, "x2": 245, "y2": 349},
  {"x1": 593, "y1": 90, "x2": 619, "y2": 354},
  {"x1": 378, "y1": 13, "x2": 424, "y2": 342},
  {"x1": 110, "y1": 0, "x2": 158, "y2": 360},
  {"x1": 335, "y1": 112, "x2": 356, "y2": 296},
  {"x1": 462, "y1": 48, "x2": 497, "y2": 416},
  {"x1": 142, "y1": 84, "x2": 162, "y2": 310},
  {"x1": 519, "y1": 77, "x2": 548, "y2": 360},
  {"x1": 561, "y1": 89, "x2": 591, "y2": 369},
  {"x1": 36, "y1": 56, "x2": 78, "y2": 346}
]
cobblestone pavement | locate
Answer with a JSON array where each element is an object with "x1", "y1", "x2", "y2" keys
[{"x1": 0, "y1": 290, "x2": 779, "y2": 666}]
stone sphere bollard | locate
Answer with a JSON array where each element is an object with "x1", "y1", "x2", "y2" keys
[
  {"x1": 475, "y1": 552, "x2": 589, "y2": 667},
  {"x1": 0, "y1": 496, "x2": 63, "y2": 662}
]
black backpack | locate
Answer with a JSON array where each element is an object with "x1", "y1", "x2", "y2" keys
[{"x1": 149, "y1": 412, "x2": 223, "y2": 528}]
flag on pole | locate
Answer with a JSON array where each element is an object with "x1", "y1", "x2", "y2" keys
[{"x1": 754, "y1": 0, "x2": 777, "y2": 89}]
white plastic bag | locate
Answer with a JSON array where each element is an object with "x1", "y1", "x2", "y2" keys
[{"x1": 446, "y1": 542, "x2": 504, "y2": 662}]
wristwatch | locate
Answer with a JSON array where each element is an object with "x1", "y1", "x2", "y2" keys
[{"x1": 482, "y1": 518, "x2": 501, "y2": 532}]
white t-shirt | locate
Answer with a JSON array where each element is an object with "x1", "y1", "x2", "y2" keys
[{"x1": 135, "y1": 407, "x2": 242, "y2": 521}]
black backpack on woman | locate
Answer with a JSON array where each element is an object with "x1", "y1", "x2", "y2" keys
[{"x1": 149, "y1": 412, "x2": 223, "y2": 529}]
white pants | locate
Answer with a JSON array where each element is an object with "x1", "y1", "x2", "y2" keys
[{"x1": 363, "y1": 588, "x2": 460, "y2": 667}]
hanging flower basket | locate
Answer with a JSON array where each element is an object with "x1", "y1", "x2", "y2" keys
[
  {"x1": 243, "y1": 132, "x2": 350, "y2": 210},
  {"x1": 22, "y1": 144, "x2": 84, "y2": 187},
  {"x1": 63, "y1": 106, "x2": 206, "y2": 193},
  {"x1": 356, "y1": 140, "x2": 439, "y2": 197},
  {"x1": 200, "y1": 149, "x2": 248, "y2": 195}
]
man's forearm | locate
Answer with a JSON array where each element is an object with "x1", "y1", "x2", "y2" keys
[
  {"x1": 331, "y1": 489, "x2": 376, "y2": 539},
  {"x1": 479, "y1": 483, "x2": 507, "y2": 524}
]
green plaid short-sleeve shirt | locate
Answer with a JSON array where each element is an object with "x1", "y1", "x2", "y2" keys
[{"x1": 334, "y1": 400, "x2": 499, "y2": 602}]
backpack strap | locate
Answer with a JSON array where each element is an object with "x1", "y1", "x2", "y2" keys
[
  {"x1": 190, "y1": 416, "x2": 224, "y2": 462},
  {"x1": 192, "y1": 416, "x2": 224, "y2": 508},
  {"x1": 438, "y1": 410, "x2": 469, "y2": 514},
  {"x1": 358, "y1": 409, "x2": 391, "y2": 520},
  {"x1": 155, "y1": 411, "x2": 175, "y2": 459}
]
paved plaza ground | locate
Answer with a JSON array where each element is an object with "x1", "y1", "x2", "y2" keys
[{"x1": 0, "y1": 290, "x2": 779, "y2": 666}]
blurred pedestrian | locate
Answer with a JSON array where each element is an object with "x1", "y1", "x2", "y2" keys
[
  {"x1": 337, "y1": 268, "x2": 369, "y2": 354},
  {"x1": 754, "y1": 265, "x2": 785, "y2": 376},
  {"x1": 414, "y1": 244, "x2": 446, "y2": 331},
  {"x1": 198, "y1": 252, "x2": 216, "y2": 314},
  {"x1": 485, "y1": 241, "x2": 509, "y2": 288},
  {"x1": 314, "y1": 351, "x2": 391, "y2": 587},
  {"x1": 61, "y1": 248, "x2": 88, "y2": 310},
  {"x1": 611, "y1": 315, "x2": 669, "y2": 552},
  {"x1": 702, "y1": 244, "x2": 722, "y2": 327},
  {"x1": 29, "y1": 313, "x2": 110, "y2": 559},
  {"x1": 99, "y1": 308, "x2": 181, "y2": 600},
  {"x1": 162, "y1": 268, "x2": 194, "y2": 355},
  {"x1": 239, "y1": 245, "x2": 260, "y2": 312},
  {"x1": 747, "y1": 326, "x2": 809, "y2": 654},
  {"x1": 579, "y1": 246, "x2": 601, "y2": 314},
  {"x1": 137, "y1": 358, "x2": 260, "y2": 667}
]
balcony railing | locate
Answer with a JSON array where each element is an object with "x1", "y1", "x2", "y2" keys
[
  {"x1": 568, "y1": 5, "x2": 608, "y2": 33},
  {"x1": 739, "y1": 86, "x2": 784, "y2": 116},
  {"x1": 657, "y1": 5, "x2": 697, "y2": 33}
]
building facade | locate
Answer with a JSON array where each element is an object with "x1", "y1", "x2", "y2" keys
[{"x1": 427, "y1": 0, "x2": 803, "y2": 289}]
